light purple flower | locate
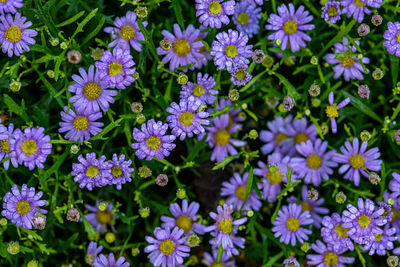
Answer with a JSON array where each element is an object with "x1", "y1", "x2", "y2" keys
[
  {"x1": 229, "y1": 63, "x2": 252, "y2": 86},
  {"x1": 233, "y1": 0, "x2": 262, "y2": 38},
  {"x1": 209, "y1": 225, "x2": 244, "y2": 258},
  {"x1": 85, "y1": 201, "x2": 116, "y2": 234},
  {"x1": 202, "y1": 249, "x2": 236, "y2": 267},
  {"x1": 259, "y1": 115, "x2": 293, "y2": 155},
  {"x1": 180, "y1": 72, "x2": 218, "y2": 105},
  {"x1": 0, "y1": 123, "x2": 18, "y2": 170},
  {"x1": 213, "y1": 99, "x2": 244, "y2": 132},
  {"x1": 325, "y1": 91, "x2": 350, "y2": 134},
  {"x1": 281, "y1": 117, "x2": 318, "y2": 156},
  {"x1": 248, "y1": 0, "x2": 263, "y2": 4},
  {"x1": 193, "y1": 28, "x2": 212, "y2": 69},
  {"x1": 389, "y1": 172, "x2": 400, "y2": 199},
  {"x1": 0, "y1": 0, "x2": 23, "y2": 14},
  {"x1": 93, "y1": 253, "x2": 130, "y2": 267},
  {"x1": 363, "y1": 225, "x2": 396, "y2": 256},
  {"x1": 195, "y1": 0, "x2": 236, "y2": 29},
  {"x1": 383, "y1": 22, "x2": 400, "y2": 58},
  {"x1": 321, "y1": 212, "x2": 355, "y2": 252},
  {"x1": 361, "y1": 0, "x2": 382, "y2": 8},
  {"x1": 283, "y1": 256, "x2": 300, "y2": 267},
  {"x1": 108, "y1": 154, "x2": 134, "y2": 190},
  {"x1": 321, "y1": 1, "x2": 342, "y2": 23},
  {"x1": 86, "y1": 241, "x2": 103, "y2": 265},
  {"x1": 341, "y1": 0, "x2": 371, "y2": 23},
  {"x1": 307, "y1": 240, "x2": 355, "y2": 267}
]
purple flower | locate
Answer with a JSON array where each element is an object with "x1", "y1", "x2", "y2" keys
[
  {"x1": 363, "y1": 225, "x2": 396, "y2": 256},
  {"x1": 160, "y1": 199, "x2": 205, "y2": 235},
  {"x1": 193, "y1": 28, "x2": 212, "y2": 69},
  {"x1": 0, "y1": 0, "x2": 23, "y2": 14},
  {"x1": 202, "y1": 249, "x2": 236, "y2": 267},
  {"x1": 71, "y1": 153, "x2": 112, "y2": 191},
  {"x1": 95, "y1": 48, "x2": 136, "y2": 89},
  {"x1": 283, "y1": 256, "x2": 300, "y2": 267},
  {"x1": 272, "y1": 203, "x2": 313, "y2": 245},
  {"x1": 0, "y1": 123, "x2": 18, "y2": 170},
  {"x1": 214, "y1": 99, "x2": 244, "y2": 132},
  {"x1": 384, "y1": 193, "x2": 400, "y2": 233},
  {"x1": 0, "y1": 13, "x2": 36, "y2": 57},
  {"x1": 229, "y1": 63, "x2": 252, "y2": 86},
  {"x1": 9, "y1": 127, "x2": 52, "y2": 170},
  {"x1": 180, "y1": 72, "x2": 218, "y2": 104},
  {"x1": 206, "y1": 113, "x2": 246, "y2": 162},
  {"x1": 59, "y1": 106, "x2": 103, "y2": 145},
  {"x1": 86, "y1": 241, "x2": 103, "y2": 265},
  {"x1": 325, "y1": 91, "x2": 350, "y2": 134},
  {"x1": 307, "y1": 240, "x2": 355, "y2": 267},
  {"x1": 260, "y1": 115, "x2": 293, "y2": 155},
  {"x1": 361, "y1": 0, "x2": 382, "y2": 8},
  {"x1": 157, "y1": 24, "x2": 203, "y2": 72},
  {"x1": 85, "y1": 201, "x2": 116, "y2": 234},
  {"x1": 166, "y1": 96, "x2": 209, "y2": 141},
  {"x1": 282, "y1": 117, "x2": 318, "y2": 156},
  {"x1": 68, "y1": 65, "x2": 117, "y2": 113},
  {"x1": 332, "y1": 137, "x2": 382, "y2": 186},
  {"x1": 221, "y1": 172, "x2": 262, "y2": 211},
  {"x1": 195, "y1": 0, "x2": 235, "y2": 29},
  {"x1": 209, "y1": 225, "x2": 244, "y2": 257},
  {"x1": 1, "y1": 184, "x2": 47, "y2": 229},
  {"x1": 321, "y1": 1, "x2": 342, "y2": 23},
  {"x1": 321, "y1": 213, "x2": 354, "y2": 252},
  {"x1": 233, "y1": 0, "x2": 262, "y2": 38},
  {"x1": 145, "y1": 227, "x2": 190, "y2": 267},
  {"x1": 210, "y1": 29, "x2": 252, "y2": 72},
  {"x1": 108, "y1": 154, "x2": 134, "y2": 190},
  {"x1": 131, "y1": 119, "x2": 176, "y2": 160},
  {"x1": 93, "y1": 253, "x2": 130, "y2": 267},
  {"x1": 341, "y1": 0, "x2": 371, "y2": 23},
  {"x1": 390, "y1": 172, "x2": 400, "y2": 199},
  {"x1": 358, "y1": 85, "x2": 370, "y2": 99},
  {"x1": 283, "y1": 96, "x2": 294, "y2": 111},
  {"x1": 342, "y1": 198, "x2": 387, "y2": 244},
  {"x1": 383, "y1": 22, "x2": 400, "y2": 58},
  {"x1": 104, "y1": 11, "x2": 147, "y2": 52},
  {"x1": 248, "y1": 0, "x2": 263, "y2": 4},
  {"x1": 325, "y1": 37, "x2": 370, "y2": 81},
  {"x1": 265, "y1": 3, "x2": 314, "y2": 52},
  {"x1": 290, "y1": 139, "x2": 338, "y2": 186}
]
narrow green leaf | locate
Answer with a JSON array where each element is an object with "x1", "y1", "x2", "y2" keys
[
  {"x1": 56, "y1": 11, "x2": 85, "y2": 27},
  {"x1": 318, "y1": 20, "x2": 356, "y2": 57},
  {"x1": 390, "y1": 55, "x2": 399, "y2": 87},
  {"x1": 71, "y1": 8, "x2": 98, "y2": 39},
  {"x1": 240, "y1": 167, "x2": 253, "y2": 211},
  {"x1": 212, "y1": 151, "x2": 244, "y2": 171},
  {"x1": 273, "y1": 72, "x2": 301, "y2": 99},
  {"x1": 82, "y1": 215, "x2": 97, "y2": 239},
  {"x1": 40, "y1": 150, "x2": 69, "y2": 183},
  {"x1": 3, "y1": 94, "x2": 30, "y2": 122},
  {"x1": 239, "y1": 70, "x2": 267, "y2": 92},
  {"x1": 171, "y1": 0, "x2": 184, "y2": 29},
  {"x1": 81, "y1": 15, "x2": 106, "y2": 47},
  {"x1": 91, "y1": 118, "x2": 124, "y2": 140},
  {"x1": 216, "y1": 244, "x2": 224, "y2": 264},
  {"x1": 342, "y1": 91, "x2": 383, "y2": 123}
]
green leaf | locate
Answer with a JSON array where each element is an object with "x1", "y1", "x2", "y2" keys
[
  {"x1": 82, "y1": 215, "x2": 97, "y2": 239},
  {"x1": 39, "y1": 150, "x2": 69, "y2": 183},
  {"x1": 240, "y1": 167, "x2": 254, "y2": 211},
  {"x1": 171, "y1": 0, "x2": 184, "y2": 29},
  {"x1": 212, "y1": 151, "x2": 244, "y2": 171},
  {"x1": 91, "y1": 118, "x2": 123, "y2": 140},
  {"x1": 342, "y1": 91, "x2": 383, "y2": 123},
  {"x1": 273, "y1": 72, "x2": 301, "y2": 100},
  {"x1": 81, "y1": 15, "x2": 106, "y2": 47},
  {"x1": 239, "y1": 70, "x2": 267, "y2": 92},
  {"x1": 318, "y1": 20, "x2": 356, "y2": 57},
  {"x1": 56, "y1": 11, "x2": 85, "y2": 27},
  {"x1": 390, "y1": 55, "x2": 399, "y2": 87},
  {"x1": 58, "y1": 233, "x2": 79, "y2": 253},
  {"x1": 216, "y1": 244, "x2": 224, "y2": 264},
  {"x1": 71, "y1": 8, "x2": 98, "y2": 39},
  {"x1": 3, "y1": 94, "x2": 30, "y2": 122}
]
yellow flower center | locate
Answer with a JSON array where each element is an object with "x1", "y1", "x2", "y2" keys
[
  {"x1": 306, "y1": 154, "x2": 322, "y2": 169},
  {"x1": 208, "y1": 1, "x2": 222, "y2": 15},
  {"x1": 0, "y1": 0, "x2": 7, "y2": 3},
  {"x1": 340, "y1": 55, "x2": 355, "y2": 67},
  {"x1": 275, "y1": 133, "x2": 289, "y2": 144},
  {"x1": 175, "y1": 215, "x2": 193, "y2": 233},
  {"x1": 16, "y1": 200, "x2": 31, "y2": 215},
  {"x1": 73, "y1": 116, "x2": 89, "y2": 131},
  {"x1": 323, "y1": 252, "x2": 339, "y2": 266},
  {"x1": 5, "y1": 25, "x2": 22, "y2": 43},
  {"x1": 391, "y1": 208, "x2": 398, "y2": 222},
  {"x1": 84, "y1": 82, "x2": 102, "y2": 101},
  {"x1": 235, "y1": 185, "x2": 246, "y2": 200},
  {"x1": 301, "y1": 202, "x2": 312, "y2": 213},
  {"x1": 349, "y1": 154, "x2": 365, "y2": 169},
  {"x1": 179, "y1": 111, "x2": 194, "y2": 127},
  {"x1": 173, "y1": 39, "x2": 191, "y2": 56},
  {"x1": 357, "y1": 214, "x2": 371, "y2": 229},
  {"x1": 374, "y1": 233, "x2": 383, "y2": 242},
  {"x1": 325, "y1": 104, "x2": 339, "y2": 118},
  {"x1": 108, "y1": 62, "x2": 123, "y2": 76},
  {"x1": 20, "y1": 140, "x2": 38, "y2": 157},
  {"x1": 146, "y1": 136, "x2": 161, "y2": 151},
  {"x1": 225, "y1": 45, "x2": 238, "y2": 59},
  {"x1": 195, "y1": 37, "x2": 205, "y2": 53},
  {"x1": 96, "y1": 210, "x2": 112, "y2": 224},
  {"x1": 286, "y1": 217, "x2": 300, "y2": 232},
  {"x1": 237, "y1": 12, "x2": 249, "y2": 25},
  {"x1": 214, "y1": 129, "x2": 230, "y2": 146},
  {"x1": 397, "y1": 33, "x2": 400, "y2": 44},
  {"x1": 85, "y1": 254, "x2": 95, "y2": 265},
  {"x1": 235, "y1": 69, "x2": 246, "y2": 81},
  {"x1": 218, "y1": 218, "x2": 233, "y2": 234},
  {"x1": 120, "y1": 25, "x2": 135, "y2": 40},
  {"x1": 211, "y1": 264, "x2": 225, "y2": 267},
  {"x1": 328, "y1": 6, "x2": 337, "y2": 17},
  {"x1": 283, "y1": 20, "x2": 298, "y2": 35},
  {"x1": 0, "y1": 139, "x2": 11, "y2": 153},
  {"x1": 266, "y1": 170, "x2": 283, "y2": 185},
  {"x1": 334, "y1": 224, "x2": 349, "y2": 238},
  {"x1": 111, "y1": 166, "x2": 123, "y2": 178},
  {"x1": 159, "y1": 239, "x2": 176, "y2": 256},
  {"x1": 293, "y1": 132, "x2": 308, "y2": 144},
  {"x1": 86, "y1": 166, "x2": 99, "y2": 178},
  {"x1": 193, "y1": 85, "x2": 205, "y2": 97},
  {"x1": 354, "y1": 0, "x2": 366, "y2": 7}
]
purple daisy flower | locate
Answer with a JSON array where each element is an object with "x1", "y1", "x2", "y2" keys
[
  {"x1": 229, "y1": 63, "x2": 252, "y2": 86},
  {"x1": 193, "y1": 28, "x2": 212, "y2": 69},
  {"x1": 321, "y1": 213, "x2": 355, "y2": 252},
  {"x1": 86, "y1": 242, "x2": 103, "y2": 265},
  {"x1": 233, "y1": 0, "x2": 262, "y2": 38},
  {"x1": 108, "y1": 154, "x2": 134, "y2": 190},
  {"x1": 145, "y1": 226, "x2": 190, "y2": 267},
  {"x1": 68, "y1": 65, "x2": 117, "y2": 113},
  {"x1": 290, "y1": 139, "x2": 338, "y2": 186},
  {"x1": 341, "y1": 0, "x2": 371, "y2": 23},
  {"x1": 85, "y1": 201, "x2": 116, "y2": 234},
  {"x1": 95, "y1": 48, "x2": 136, "y2": 89},
  {"x1": 59, "y1": 106, "x2": 104, "y2": 145},
  {"x1": 0, "y1": 0, "x2": 22, "y2": 14},
  {"x1": 104, "y1": 11, "x2": 147, "y2": 52},
  {"x1": 325, "y1": 91, "x2": 350, "y2": 134},
  {"x1": 248, "y1": 0, "x2": 263, "y2": 4},
  {"x1": 93, "y1": 253, "x2": 130, "y2": 267},
  {"x1": 160, "y1": 199, "x2": 205, "y2": 236},
  {"x1": 363, "y1": 225, "x2": 396, "y2": 256},
  {"x1": 260, "y1": 115, "x2": 293, "y2": 155},
  {"x1": 0, "y1": 13, "x2": 37, "y2": 57},
  {"x1": 282, "y1": 117, "x2": 318, "y2": 156},
  {"x1": 0, "y1": 123, "x2": 18, "y2": 170},
  {"x1": 384, "y1": 193, "x2": 400, "y2": 233},
  {"x1": 204, "y1": 204, "x2": 247, "y2": 251},
  {"x1": 254, "y1": 152, "x2": 295, "y2": 203},
  {"x1": 1, "y1": 184, "x2": 47, "y2": 229},
  {"x1": 272, "y1": 203, "x2": 313, "y2": 245},
  {"x1": 71, "y1": 153, "x2": 112, "y2": 191},
  {"x1": 342, "y1": 198, "x2": 387, "y2": 244},
  {"x1": 202, "y1": 249, "x2": 236, "y2": 267},
  {"x1": 389, "y1": 172, "x2": 400, "y2": 199},
  {"x1": 361, "y1": 0, "x2": 382, "y2": 8},
  {"x1": 307, "y1": 240, "x2": 355, "y2": 267},
  {"x1": 283, "y1": 256, "x2": 300, "y2": 267},
  {"x1": 206, "y1": 113, "x2": 246, "y2": 162},
  {"x1": 210, "y1": 29, "x2": 253, "y2": 72},
  {"x1": 221, "y1": 172, "x2": 262, "y2": 211},
  {"x1": 166, "y1": 96, "x2": 210, "y2": 141},
  {"x1": 157, "y1": 24, "x2": 203, "y2": 72},
  {"x1": 180, "y1": 72, "x2": 218, "y2": 105},
  {"x1": 195, "y1": 0, "x2": 235, "y2": 29},
  {"x1": 131, "y1": 119, "x2": 176, "y2": 160},
  {"x1": 332, "y1": 137, "x2": 382, "y2": 186},
  {"x1": 9, "y1": 127, "x2": 52, "y2": 170},
  {"x1": 325, "y1": 37, "x2": 370, "y2": 81},
  {"x1": 265, "y1": 3, "x2": 314, "y2": 52},
  {"x1": 321, "y1": 1, "x2": 342, "y2": 23},
  {"x1": 214, "y1": 99, "x2": 244, "y2": 131},
  {"x1": 209, "y1": 225, "x2": 245, "y2": 257},
  {"x1": 383, "y1": 22, "x2": 400, "y2": 58}
]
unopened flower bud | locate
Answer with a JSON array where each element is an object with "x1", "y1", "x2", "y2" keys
[
  {"x1": 139, "y1": 207, "x2": 150, "y2": 218},
  {"x1": 176, "y1": 188, "x2": 186, "y2": 199}
]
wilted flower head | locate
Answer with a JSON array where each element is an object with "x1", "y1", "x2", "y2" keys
[
  {"x1": 358, "y1": 24, "x2": 370, "y2": 37},
  {"x1": 67, "y1": 50, "x2": 81, "y2": 64},
  {"x1": 371, "y1": 14, "x2": 383, "y2": 26},
  {"x1": 252, "y1": 49, "x2": 265, "y2": 63},
  {"x1": 358, "y1": 85, "x2": 370, "y2": 99},
  {"x1": 283, "y1": 96, "x2": 294, "y2": 111},
  {"x1": 66, "y1": 207, "x2": 80, "y2": 222}
]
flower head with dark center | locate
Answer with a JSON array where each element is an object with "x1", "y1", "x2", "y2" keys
[
  {"x1": 307, "y1": 240, "x2": 355, "y2": 267},
  {"x1": 85, "y1": 201, "x2": 116, "y2": 234},
  {"x1": 383, "y1": 22, "x2": 400, "y2": 58},
  {"x1": 341, "y1": 0, "x2": 371, "y2": 23},
  {"x1": 195, "y1": 0, "x2": 236, "y2": 28},
  {"x1": 180, "y1": 72, "x2": 218, "y2": 105},
  {"x1": 107, "y1": 154, "x2": 134, "y2": 190},
  {"x1": 233, "y1": 0, "x2": 262, "y2": 38}
]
